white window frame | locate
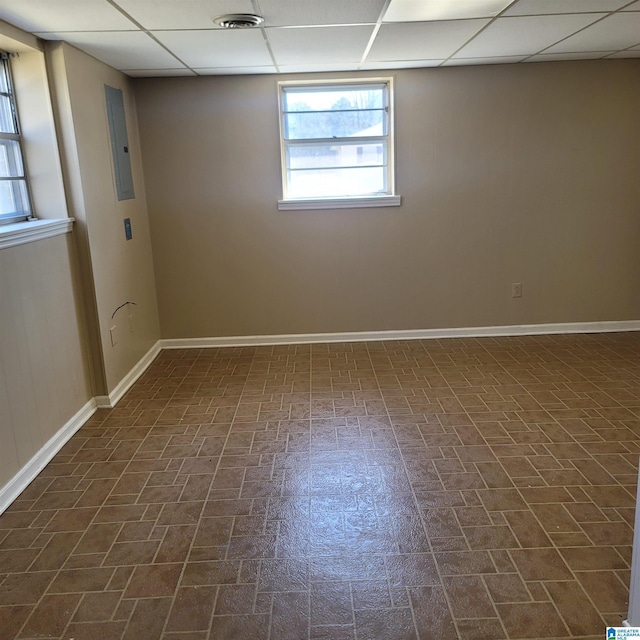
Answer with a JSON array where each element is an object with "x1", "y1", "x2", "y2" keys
[
  {"x1": 0, "y1": 52, "x2": 32, "y2": 225},
  {"x1": 277, "y1": 78, "x2": 401, "y2": 211}
]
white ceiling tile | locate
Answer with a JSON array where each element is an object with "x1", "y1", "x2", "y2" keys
[
  {"x1": 504, "y1": 0, "x2": 630, "y2": 16},
  {"x1": 278, "y1": 63, "x2": 361, "y2": 73},
  {"x1": 383, "y1": 0, "x2": 512, "y2": 22},
  {"x1": 194, "y1": 65, "x2": 277, "y2": 75},
  {"x1": 153, "y1": 29, "x2": 272, "y2": 68},
  {"x1": 368, "y1": 19, "x2": 489, "y2": 61},
  {"x1": 360, "y1": 59, "x2": 444, "y2": 69},
  {"x1": 544, "y1": 12, "x2": 640, "y2": 52},
  {"x1": 3, "y1": 0, "x2": 638, "y2": 74},
  {"x1": 453, "y1": 14, "x2": 603, "y2": 57},
  {"x1": 528, "y1": 51, "x2": 611, "y2": 61},
  {"x1": 267, "y1": 26, "x2": 374, "y2": 65},
  {"x1": 34, "y1": 31, "x2": 182, "y2": 70},
  {"x1": 112, "y1": 0, "x2": 253, "y2": 30},
  {"x1": 260, "y1": 0, "x2": 387, "y2": 27},
  {"x1": 0, "y1": 0, "x2": 136, "y2": 32},
  {"x1": 443, "y1": 55, "x2": 527, "y2": 65},
  {"x1": 125, "y1": 68, "x2": 197, "y2": 77}
]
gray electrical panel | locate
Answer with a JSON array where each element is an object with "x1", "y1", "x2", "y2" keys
[{"x1": 105, "y1": 84, "x2": 135, "y2": 201}]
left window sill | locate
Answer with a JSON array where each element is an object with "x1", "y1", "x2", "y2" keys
[{"x1": 0, "y1": 218, "x2": 74, "y2": 250}]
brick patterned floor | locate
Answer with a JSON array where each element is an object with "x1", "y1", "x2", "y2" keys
[{"x1": 1, "y1": 333, "x2": 640, "y2": 639}]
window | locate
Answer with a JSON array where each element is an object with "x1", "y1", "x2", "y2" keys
[
  {"x1": 278, "y1": 79, "x2": 400, "y2": 209},
  {"x1": 0, "y1": 53, "x2": 31, "y2": 225}
]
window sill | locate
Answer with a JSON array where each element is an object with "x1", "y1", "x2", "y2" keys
[
  {"x1": 0, "y1": 218, "x2": 74, "y2": 250},
  {"x1": 278, "y1": 195, "x2": 402, "y2": 211}
]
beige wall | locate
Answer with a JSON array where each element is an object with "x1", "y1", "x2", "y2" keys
[
  {"x1": 135, "y1": 60, "x2": 640, "y2": 339},
  {"x1": 48, "y1": 42, "x2": 160, "y2": 394},
  {"x1": 0, "y1": 21, "x2": 93, "y2": 502},
  {"x1": 0, "y1": 233, "x2": 92, "y2": 489},
  {"x1": 0, "y1": 25, "x2": 160, "y2": 506}
]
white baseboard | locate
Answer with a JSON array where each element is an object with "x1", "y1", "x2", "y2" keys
[
  {"x1": 0, "y1": 342, "x2": 162, "y2": 514},
  {"x1": 95, "y1": 341, "x2": 161, "y2": 408},
  {"x1": 159, "y1": 320, "x2": 640, "y2": 349},
  {"x1": 2, "y1": 321, "x2": 637, "y2": 514},
  {"x1": 0, "y1": 398, "x2": 97, "y2": 516}
]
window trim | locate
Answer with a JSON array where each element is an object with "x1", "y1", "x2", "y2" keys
[
  {"x1": 0, "y1": 52, "x2": 33, "y2": 225},
  {"x1": 277, "y1": 77, "x2": 400, "y2": 210}
]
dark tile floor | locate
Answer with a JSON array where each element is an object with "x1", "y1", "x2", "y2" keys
[{"x1": 1, "y1": 333, "x2": 640, "y2": 639}]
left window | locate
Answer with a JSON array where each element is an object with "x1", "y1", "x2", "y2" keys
[{"x1": 0, "y1": 53, "x2": 31, "y2": 225}]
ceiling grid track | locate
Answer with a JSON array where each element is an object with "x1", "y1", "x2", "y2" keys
[{"x1": 107, "y1": 0, "x2": 196, "y2": 75}]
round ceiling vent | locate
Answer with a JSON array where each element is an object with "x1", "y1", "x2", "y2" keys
[{"x1": 213, "y1": 13, "x2": 264, "y2": 28}]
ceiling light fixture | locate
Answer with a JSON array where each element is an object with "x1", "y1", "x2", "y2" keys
[{"x1": 213, "y1": 13, "x2": 264, "y2": 28}]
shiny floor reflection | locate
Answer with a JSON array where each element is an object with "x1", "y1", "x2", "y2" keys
[{"x1": 1, "y1": 333, "x2": 639, "y2": 639}]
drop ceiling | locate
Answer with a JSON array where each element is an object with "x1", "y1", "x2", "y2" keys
[{"x1": 0, "y1": 0, "x2": 639, "y2": 76}]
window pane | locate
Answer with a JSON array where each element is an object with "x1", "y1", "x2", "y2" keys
[
  {"x1": 284, "y1": 86, "x2": 385, "y2": 112},
  {"x1": 284, "y1": 108, "x2": 386, "y2": 140},
  {"x1": 287, "y1": 141, "x2": 386, "y2": 170},
  {"x1": 0, "y1": 95, "x2": 17, "y2": 134},
  {"x1": 0, "y1": 57, "x2": 30, "y2": 222},
  {"x1": 0, "y1": 139, "x2": 25, "y2": 177},
  {"x1": 0, "y1": 67, "x2": 8, "y2": 94},
  {"x1": 279, "y1": 80, "x2": 393, "y2": 201},
  {"x1": 287, "y1": 166, "x2": 387, "y2": 198},
  {"x1": 0, "y1": 179, "x2": 29, "y2": 217}
]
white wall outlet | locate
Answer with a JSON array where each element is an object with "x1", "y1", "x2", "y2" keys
[
  {"x1": 512, "y1": 282, "x2": 522, "y2": 298},
  {"x1": 109, "y1": 325, "x2": 118, "y2": 347},
  {"x1": 128, "y1": 311, "x2": 134, "y2": 334}
]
